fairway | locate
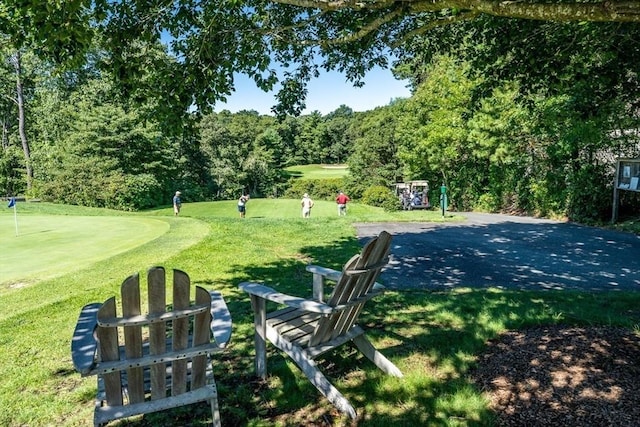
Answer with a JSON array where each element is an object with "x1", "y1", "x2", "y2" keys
[
  {"x1": 284, "y1": 163, "x2": 348, "y2": 179},
  {"x1": 0, "y1": 215, "x2": 169, "y2": 286}
]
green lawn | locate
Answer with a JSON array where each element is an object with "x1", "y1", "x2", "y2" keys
[
  {"x1": 284, "y1": 163, "x2": 349, "y2": 179},
  {"x1": 1, "y1": 201, "x2": 639, "y2": 426},
  {"x1": 0, "y1": 215, "x2": 168, "y2": 286},
  {"x1": 147, "y1": 198, "x2": 462, "y2": 222}
]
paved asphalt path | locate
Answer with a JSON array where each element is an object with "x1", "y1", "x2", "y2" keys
[{"x1": 354, "y1": 213, "x2": 640, "y2": 292}]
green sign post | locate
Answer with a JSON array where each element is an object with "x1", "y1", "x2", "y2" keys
[{"x1": 439, "y1": 184, "x2": 447, "y2": 217}]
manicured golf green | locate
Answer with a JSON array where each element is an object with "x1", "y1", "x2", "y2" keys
[{"x1": 0, "y1": 215, "x2": 169, "y2": 286}]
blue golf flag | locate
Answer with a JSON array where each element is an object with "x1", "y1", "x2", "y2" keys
[{"x1": 7, "y1": 197, "x2": 16, "y2": 208}]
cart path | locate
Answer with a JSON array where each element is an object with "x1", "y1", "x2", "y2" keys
[{"x1": 354, "y1": 213, "x2": 640, "y2": 291}]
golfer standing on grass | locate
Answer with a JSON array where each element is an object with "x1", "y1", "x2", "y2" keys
[
  {"x1": 301, "y1": 193, "x2": 314, "y2": 218},
  {"x1": 336, "y1": 191, "x2": 350, "y2": 216},
  {"x1": 238, "y1": 193, "x2": 249, "y2": 218},
  {"x1": 173, "y1": 191, "x2": 182, "y2": 216}
]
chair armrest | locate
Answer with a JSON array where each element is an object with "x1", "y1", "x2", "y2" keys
[
  {"x1": 71, "y1": 303, "x2": 101, "y2": 375},
  {"x1": 305, "y1": 265, "x2": 342, "y2": 282},
  {"x1": 306, "y1": 265, "x2": 342, "y2": 302},
  {"x1": 209, "y1": 291, "x2": 232, "y2": 348},
  {"x1": 239, "y1": 282, "x2": 335, "y2": 314}
]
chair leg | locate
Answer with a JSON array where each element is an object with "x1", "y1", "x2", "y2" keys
[
  {"x1": 353, "y1": 335, "x2": 403, "y2": 377},
  {"x1": 271, "y1": 334, "x2": 357, "y2": 419},
  {"x1": 210, "y1": 396, "x2": 221, "y2": 427},
  {"x1": 296, "y1": 352, "x2": 358, "y2": 419},
  {"x1": 250, "y1": 295, "x2": 268, "y2": 378}
]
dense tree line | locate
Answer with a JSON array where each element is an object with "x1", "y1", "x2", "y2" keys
[
  {"x1": 2, "y1": 3, "x2": 640, "y2": 221},
  {"x1": 0, "y1": 49, "x2": 358, "y2": 209},
  {"x1": 2, "y1": 31, "x2": 640, "y2": 220},
  {"x1": 391, "y1": 19, "x2": 640, "y2": 220}
]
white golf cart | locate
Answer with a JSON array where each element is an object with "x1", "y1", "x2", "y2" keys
[{"x1": 395, "y1": 180, "x2": 431, "y2": 210}]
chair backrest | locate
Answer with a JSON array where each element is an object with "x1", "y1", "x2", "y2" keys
[
  {"x1": 96, "y1": 267, "x2": 216, "y2": 407},
  {"x1": 309, "y1": 231, "x2": 392, "y2": 346}
]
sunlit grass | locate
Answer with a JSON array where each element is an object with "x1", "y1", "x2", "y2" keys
[
  {"x1": 284, "y1": 163, "x2": 349, "y2": 179},
  {"x1": 147, "y1": 198, "x2": 463, "y2": 222},
  {"x1": 0, "y1": 215, "x2": 169, "y2": 286}
]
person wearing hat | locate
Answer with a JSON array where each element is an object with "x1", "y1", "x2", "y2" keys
[
  {"x1": 173, "y1": 191, "x2": 182, "y2": 216},
  {"x1": 301, "y1": 193, "x2": 314, "y2": 218},
  {"x1": 237, "y1": 193, "x2": 249, "y2": 218}
]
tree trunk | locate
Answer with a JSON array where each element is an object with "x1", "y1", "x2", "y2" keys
[
  {"x1": 1, "y1": 112, "x2": 9, "y2": 149},
  {"x1": 11, "y1": 51, "x2": 32, "y2": 190}
]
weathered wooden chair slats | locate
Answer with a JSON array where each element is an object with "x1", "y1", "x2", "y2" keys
[
  {"x1": 71, "y1": 267, "x2": 231, "y2": 427},
  {"x1": 239, "y1": 231, "x2": 402, "y2": 419}
]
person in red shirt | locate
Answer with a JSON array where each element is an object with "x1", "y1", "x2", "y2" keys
[{"x1": 336, "y1": 191, "x2": 350, "y2": 216}]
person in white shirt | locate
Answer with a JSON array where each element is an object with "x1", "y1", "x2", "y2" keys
[
  {"x1": 301, "y1": 193, "x2": 314, "y2": 218},
  {"x1": 237, "y1": 194, "x2": 249, "y2": 218}
]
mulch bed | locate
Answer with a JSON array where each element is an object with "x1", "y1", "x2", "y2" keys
[{"x1": 470, "y1": 325, "x2": 640, "y2": 426}]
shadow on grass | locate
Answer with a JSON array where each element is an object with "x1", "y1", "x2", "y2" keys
[{"x1": 109, "y1": 233, "x2": 640, "y2": 427}]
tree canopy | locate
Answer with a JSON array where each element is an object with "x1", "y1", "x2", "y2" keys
[{"x1": 3, "y1": 0, "x2": 640, "y2": 114}]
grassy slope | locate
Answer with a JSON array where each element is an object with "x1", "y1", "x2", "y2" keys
[
  {"x1": 284, "y1": 163, "x2": 349, "y2": 179},
  {"x1": 1, "y1": 201, "x2": 639, "y2": 426}
]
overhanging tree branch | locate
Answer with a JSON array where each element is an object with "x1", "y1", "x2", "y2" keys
[
  {"x1": 268, "y1": 0, "x2": 640, "y2": 22},
  {"x1": 318, "y1": 7, "x2": 406, "y2": 45},
  {"x1": 391, "y1": 10, "x2": 481, "y2": 48}
]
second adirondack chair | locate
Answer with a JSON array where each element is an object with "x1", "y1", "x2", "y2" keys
[
  {"x1": 71, "y1": 267, "x2": 232, "y2": 427},
  {"x1": 239, "y1": 231, "x2": 402, "y2": 419}
]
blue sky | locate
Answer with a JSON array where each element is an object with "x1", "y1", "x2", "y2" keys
[
  {"x1": 160, "y1": 30, "x2": 410, "y2": 116},
  {"x1": 214, "y1": 66, "x2": 412, "y2": 116}
]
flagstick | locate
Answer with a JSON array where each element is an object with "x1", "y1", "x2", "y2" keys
[{"x1": 13, "y1": 204, "x2": 18, "y2": 236}]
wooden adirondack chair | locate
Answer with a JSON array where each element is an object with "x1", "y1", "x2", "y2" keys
[
  {"x1": 71, "y1": 267, "x2": 232, "y2": 427},
  {"x1": 239, "y1": 231, "x2": 402, "y2": 419}
]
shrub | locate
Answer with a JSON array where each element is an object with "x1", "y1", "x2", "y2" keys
[
  {"x1": 110, "y1": 174, "x2": 163, "y2": 211},
  {"x1": 0, "y1": 146, "x2": 25, "y2": 197},
  {"x1": 361, "y1": 185, "x2": 399, "y2": 211},
  {"x1": 283, "y1": 178, "x2": 345, "y2": 200},
  {"x1": 36, "y1": 162, "x2": 164, "y2": 211},
  {"x1": 474, "y1": 193, "x2": 500, "y2": 213},
  {"x1": 566, "y1": 164, "x2": 612, "y2": 222}
]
